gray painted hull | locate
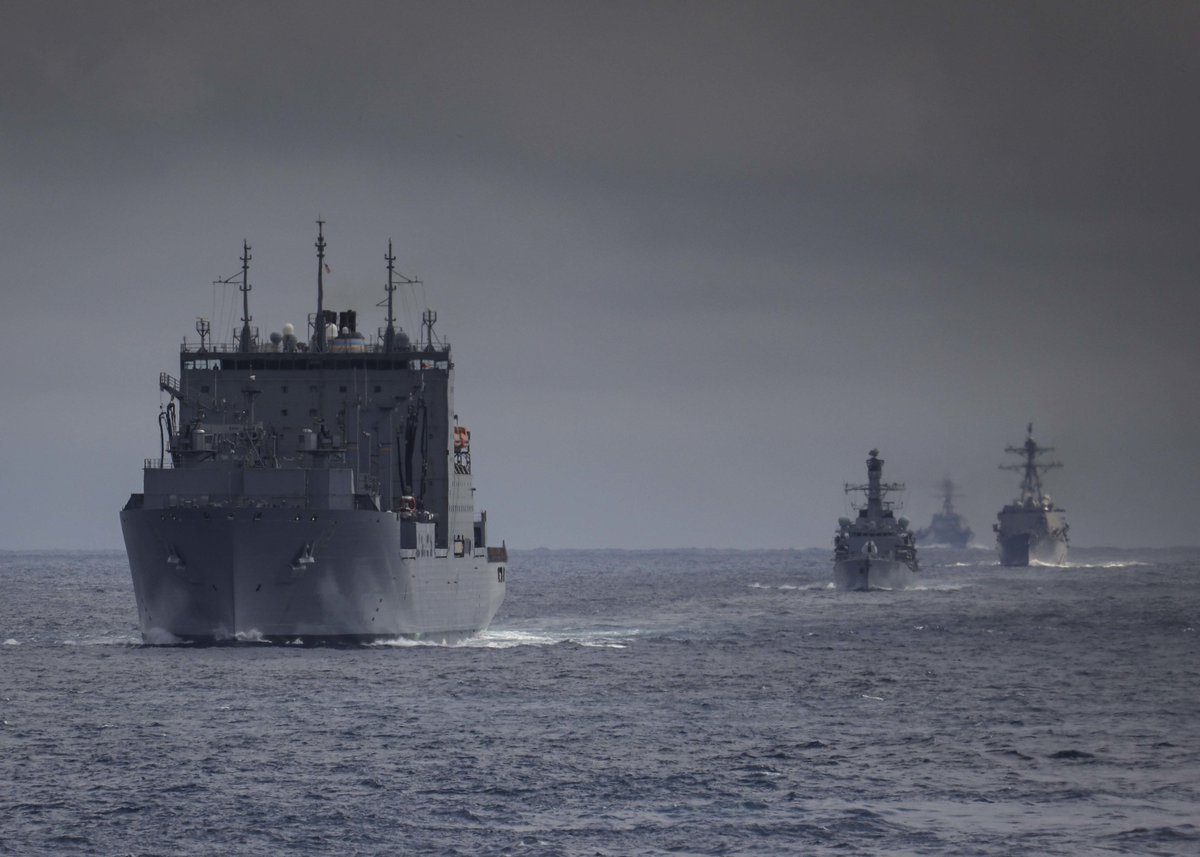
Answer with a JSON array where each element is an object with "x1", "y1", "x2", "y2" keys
[
  {"x1": 834, "y1": 557, "x2": 915, "y2": 591},
  {"x1": 120, "y1": 506, "x2": 505, "y2": 643},
  {"x1": 997, "y1": 532, "x2": 1069, "y2": 567},
  {"x1": 915, "y1": 518, "x2": 972, "y2": 548}
]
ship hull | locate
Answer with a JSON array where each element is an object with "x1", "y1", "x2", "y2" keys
[
  {"x1": 995, "y1": 507, "x2": 1069, "y2": 567},
  {"x1": 120, "y1": 507, "x2": 506, "y2": 643},
  {"x1": 834, "y1": 557, "x2": 915, "y2": 591},
  {"x1": 914, "y1": 524, "x2": 972, "y2": 549},
  {"x1": 996, "y1": 532, "x2": 1068, "y2": 567}
]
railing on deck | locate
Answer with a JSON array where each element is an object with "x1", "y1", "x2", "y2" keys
[
  {"x1": 179, "y1": 336, "x2": 449, "y2": 355},
  {"x1": 159, "y1": 372, "x2": 181, "y2": 397}
]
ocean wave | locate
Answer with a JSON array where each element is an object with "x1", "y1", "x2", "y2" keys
[
  {"x1": 369, "y1": 627, "x2": 637, "y2": 650},
  {"x1": 59, "y1": 635, "x2": 142, "y2": 647},
  {"x1": 749, "y1": 581, "x2": 833, "y2": 591},
  {"x1": 142, "y1": 627, "x2": 185, "y2": 646}
]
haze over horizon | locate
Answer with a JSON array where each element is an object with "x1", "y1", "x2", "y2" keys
[{"x1": 2, "y1": 1, "x2": 1197, "y2": 551}]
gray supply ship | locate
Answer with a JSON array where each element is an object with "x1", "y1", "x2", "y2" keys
[
  {"x1": 120, "y1": 225, "x2": 507, "y2": 643},
  {"x1": 993, "y1": 424, "x2": 1069, "y2": 566},
  {"x1": 833, "y1": 450, "x2": 919, "y2": 590},
  {"x1": 914, "y1": 479, "x2": 973, "y2": 548}
]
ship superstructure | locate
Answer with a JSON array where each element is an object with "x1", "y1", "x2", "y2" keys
[
  {"x1": 915, "y1": 479, "x2": 973, "y2": 548},
  {"x1": 993, "y1": 423, "x2": 1069, "y2": 566},
  {"x1": 833, "y1": 450, "x2": 919, "y2": 590},
  {"x1": 120, "y1": 225, "x2": 506, "y2": 642}
]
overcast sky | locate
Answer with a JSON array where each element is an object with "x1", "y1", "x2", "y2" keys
[{"x1": 2, "y1": 1, "x2": 1198, "y2": 550}]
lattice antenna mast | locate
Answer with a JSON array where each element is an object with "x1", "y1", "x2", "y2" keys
[
  {"x1": 238, "y1": 240, "x2": 253, "y2": 353},
  {"x1": 195, "y1": 317, "x2": 211, "y2": 351},
  {"x1": 422, "y1": 308, "x2": 439, "y2": 348},
  {"x1": 1000, "y1": 423, "x2": 1061, "y2": 505}
]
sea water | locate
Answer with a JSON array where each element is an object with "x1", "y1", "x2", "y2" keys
[{"x1": 1, "y1": 547, "x2": 1197, "y2": 856}]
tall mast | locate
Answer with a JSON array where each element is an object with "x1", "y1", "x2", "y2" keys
[
  {"x1": 1001, "y1": 423, "x2": 1061, "y2": 505},
  {"x1": 938, "y1": 478, "x2": 959, "y2": 515},
  {"x1": 384, "y1": 240, "x2": 397, "y2": 352},
  {"x1": 845, "y1": 449, "x2": 903, "y2": 518},
  {"x1": 238, "y1": 240, "x2": 253, "y2": 353},
  {"x1": 315, "y1": 219, "x2": 327, "y2": 351}
]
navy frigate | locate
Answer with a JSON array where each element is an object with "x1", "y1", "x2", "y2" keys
[
  {"x1": 993, "y1": 424, "x2": 1069, "y2": 566},
  {"x1": 833, "y1": 450, "x2": 919, "y2": 590},
  {"x1": 120, "y1": 225, "x2": 507, "y2": 643},
  {"x1": 914, "y1": 479, "x2": 973, "y2": 548}
]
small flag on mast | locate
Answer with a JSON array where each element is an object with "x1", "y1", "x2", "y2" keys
[{"x1": 324, "y1": 263, "x2": 332, "y2": 274}]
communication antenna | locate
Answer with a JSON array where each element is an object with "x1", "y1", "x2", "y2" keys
[
  {"x1": 379, "y1": 240, "x2": 422, "y2": 352},
  {"x1": 195, "y1": 317, "x2": 211, "y2": 351},
  {"x1": 422, "y1": 309, "x2": 438, "y2": 348},
  {"x1": 212, "y1": 242, "x2": 253, "y2": 350}
]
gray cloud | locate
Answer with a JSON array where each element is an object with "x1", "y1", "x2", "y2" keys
[{"x1": 1, "y1": 1, "x2": 1197, "y2": 549}]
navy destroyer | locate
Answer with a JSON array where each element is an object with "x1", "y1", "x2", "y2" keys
[
  {"x1": 120, "y1": 224, "x2": 507, "y2": 643},
  {"x1": 833, "y1": 450, "x2": 919, "y2": 590},
  {"x1": 914, "y1": 479, "x2": 973, "y2": 548},
  {"x1": 993, "y1": 424, "x2": 1069, "y2": 566}
]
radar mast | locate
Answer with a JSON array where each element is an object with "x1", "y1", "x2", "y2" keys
[
  {"x1": 384, "y1": 240, "x2": 397, "y2": 351},
  {"x1": 1000, "y1": 423, "x2": 1062, "y2": 506},
  {"x1": 845, "y1": 449, "x2": 904, "y2": 518}
]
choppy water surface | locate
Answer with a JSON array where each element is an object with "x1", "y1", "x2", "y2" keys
[{"x1": 1, "y1": 547, "x2": 1197, "y2": 856}]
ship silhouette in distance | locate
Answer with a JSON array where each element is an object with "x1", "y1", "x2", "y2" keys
[{"x1": 914, "y1": 478, "x2": 973, "y2": 548}]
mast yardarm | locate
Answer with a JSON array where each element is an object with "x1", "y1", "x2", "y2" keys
[
  {"x1": 845, "y1": 449, "x2": 904, "y2": 519},
  {"x1": 1000, "y1": 423, "x2": 1061, "y2": 506}
]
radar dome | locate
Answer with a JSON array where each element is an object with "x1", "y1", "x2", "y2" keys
[{"x1": 282, "y1": 322, "x2": 295, "y2": 336}]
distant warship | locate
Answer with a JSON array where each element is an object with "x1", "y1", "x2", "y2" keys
[
  {"x1": 914, "y1": 479, "x2": 973, "y2": 548},
  {"x1": 120, "y1": 224, "x2": 507, "y2": 643},
  {"x1": 833, "y1": 450, "x2": 919, "y2": 591},
  {"x1": 993, "y1": 424, "x2": 1069, "y2": 566}
]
